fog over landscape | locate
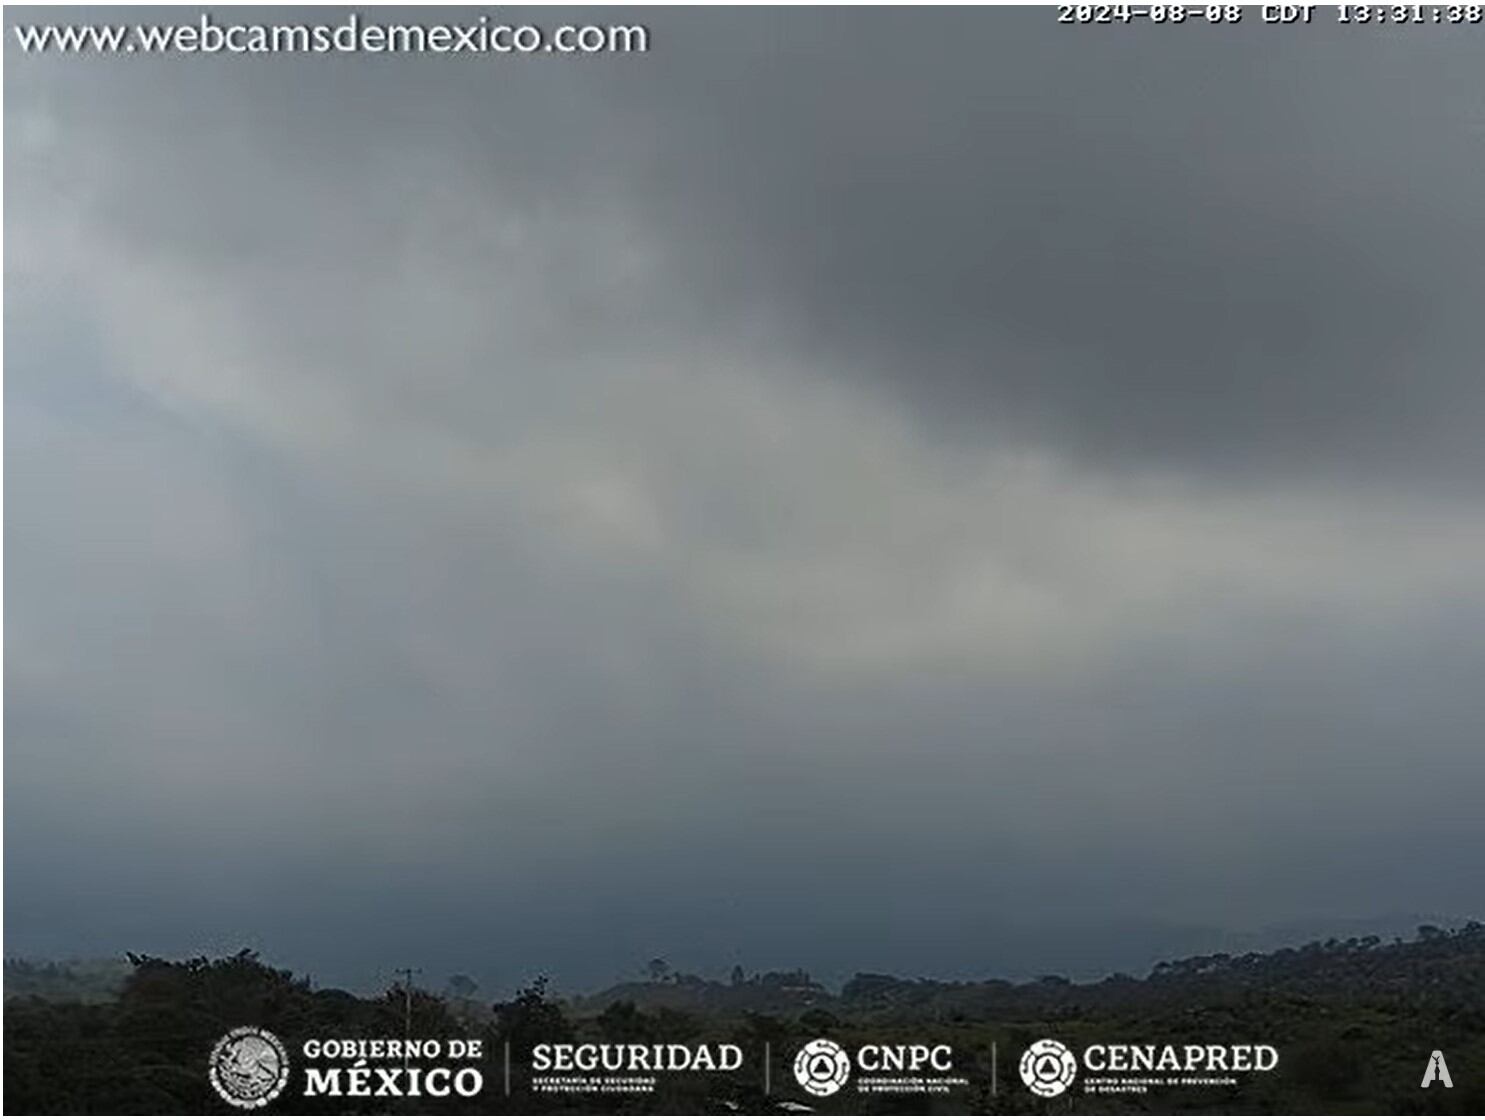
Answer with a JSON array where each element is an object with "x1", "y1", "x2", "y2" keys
[{"x1": 6, "y1": 9, "x2": 1483, "y2": 995}]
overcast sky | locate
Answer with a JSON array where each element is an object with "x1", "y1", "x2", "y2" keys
[{"x1": 6, "y1": 8, "x2": 1484, "y2": 994}]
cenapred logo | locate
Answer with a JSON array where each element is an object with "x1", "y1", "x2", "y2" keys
[
  {"x1": 1020, "y1": 1038, "x2": 1277, "y2": 1098},
  {"x1": 209, "y1": 1026, "x2": 291, "y2": 1109},
  {"x1": 1020, "y1": 1038, "x2": 1077, "y2": 1098},
  {"x1": 793, "y1": 1038, "x2": 851, "y2": 1097}
]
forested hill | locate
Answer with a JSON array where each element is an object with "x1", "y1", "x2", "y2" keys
[
  {"x1": 3, "y1": 923, "x2": 1483, "y2": 1113},
  {"x1": 578, "y1": 921, "x2": 1485, "y2": 1019},
  {"x1": 7, "y1": 921, "x2": 1483, "y2": 1016},
  {"x1": 3, "y1": 957, "x2": 132, "y2": 1003}
]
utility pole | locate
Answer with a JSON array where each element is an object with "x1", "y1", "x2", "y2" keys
[{"x1": 395, "y1": 968, "x2": 421, "y2": 1069}]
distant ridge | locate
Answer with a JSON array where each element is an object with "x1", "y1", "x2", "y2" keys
[{"x1": 573, "y1": 919, "x2": 1485, "y2": 1019}]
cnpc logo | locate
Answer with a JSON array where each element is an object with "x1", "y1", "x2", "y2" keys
[{"x1": 792, "y1": 1038, "x2": 954, "y2": 1097}]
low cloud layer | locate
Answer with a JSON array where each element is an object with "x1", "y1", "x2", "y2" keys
[{"x1": 6, "y1": 10, "x2": 1483, "y2": 992}]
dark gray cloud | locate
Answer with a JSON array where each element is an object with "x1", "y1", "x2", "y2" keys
[
  {"x1": 592, "y1": 11, "x2": 1485, "y2": 486},
  {"x1": 5, "y1": 8, "x2": 1484, "y2": 993}
]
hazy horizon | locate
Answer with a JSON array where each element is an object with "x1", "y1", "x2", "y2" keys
[
  {"x1": 5, "y1": 910, "x2": 1474, "y2": 1000},
  {"x1": 7, "y1": 9, "x2": 1484, "y2": 1000}
]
